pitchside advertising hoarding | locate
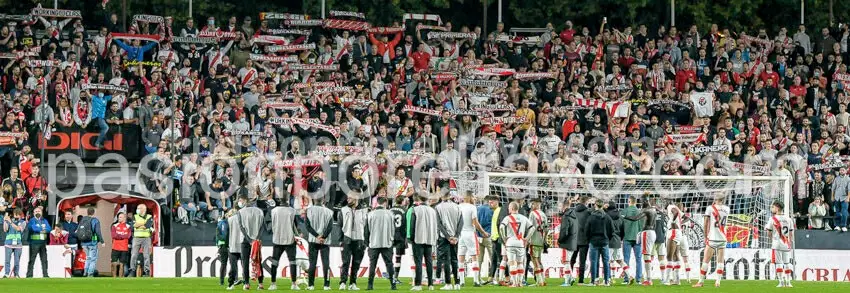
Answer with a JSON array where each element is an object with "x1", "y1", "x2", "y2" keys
[
  {"x1": 2, "y1": 245, "x2": 850, "y2": 281},
  {"x1": 148, "y1": 246, "x2": 850, "y2": 281},
  {"x1": 0, "y1": 246, "x2": 73, "y2": 278},
  {"x1": 35, "y1": 125, "x2": 143, "y2": 161}
]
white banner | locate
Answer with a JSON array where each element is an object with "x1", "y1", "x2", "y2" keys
[
  {"x1": 170, "y1": 36, "x2": 217, "y2": 44},
  {"x1": 31, "y1": 7, "x2": 81, "y2": 18},
  {"x1": 267, "y1": 29, "x2": 312, "y2": 36},
  {"x1": 329, "y1": 10, "x2": 365, "y2": 19},
  {"x1": 0, "y1": 245, "x2": 72, "y2": 278},
  {"x1": 133, "y1": 14, "x2": 165, "y2": 23},
  {"x1": 151, "y1": 246, "x2": 850, "y2": 281},
  {"x1": 459, "y1": 79, "x2": 507, "y2": 88},
  {"x1": 261, "y1": 12, "x2": 307, "y2": 20},
  {"x1": 427, "y1": 32, "x2": 478, "y2": 40}
]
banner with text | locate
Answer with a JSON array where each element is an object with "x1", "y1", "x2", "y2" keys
[{"x1": 152, "y1": 246, "x2": 850, "y2": 281}]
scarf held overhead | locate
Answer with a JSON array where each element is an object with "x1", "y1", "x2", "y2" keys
[
  {"x1": 459, "y1": 79, "x2": 508, "y2": 88},
  {"x1": 31, "y1": 7, "x2": 81, "y2": 18}
]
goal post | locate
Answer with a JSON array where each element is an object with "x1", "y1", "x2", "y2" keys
[{"x1": 449, "y1": 171, "x2": 794, "y2": 250}]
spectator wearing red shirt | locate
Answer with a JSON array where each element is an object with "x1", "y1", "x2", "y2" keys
[
  {"x1": 759, "y1": 63, "x2": 780, "y2": 88},
  {"x1": 675, "y1": 61, "x2": 697, "y2": 92},
  {"x1": 111, "y1": 212, "x2": 131, "y2": 277},
  {"x1": 559, "y1": 21, "x2": 576, "y2": 44},
  {"x1": 410, "y1": 44, "x2": 431, "y2": 72},
  {"x1": 23, "y1": 164, "x2": 47, "y2": 196},
  {"x1": 560, "y1": 110, "x2": 579, "y2": 140},
  {"x1": 368, "y1": 31, "x2": 402, "y2": 64},
  {"x1": 746, "y1": 118, "x2": 761, "y2": 146},
  {"x1": 544, "y1": 37, "x2": 565, "y2": 60},
  {"x1": 789, "y1": 76, "x2": 807, "y2": 98},
  {"x1": 49, "y1": 224, "x2": 69, "y2": 245},
  {"x1": 617, "y1": 48, "x2": 636, "y2": 70}
]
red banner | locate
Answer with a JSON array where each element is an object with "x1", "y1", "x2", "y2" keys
[{"x1": 324, "y1": 19, "x2": 370, "y2": 31}]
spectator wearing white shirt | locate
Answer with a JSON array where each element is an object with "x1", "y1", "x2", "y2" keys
[
  {"x1": 386, "y1": 168, "x2": 413, "y2": 200},
  {"x1": 334, "y1": 31, "x2": 355, "y2": 51},
  {"x1": 157, "y1": 42, "x2": 181, "y2": 72},
  {"x1": 439, "y1": 141, "x2": 460, "y2": 171},
  {"x1": 540, "y1": 127, "x2": 562, "y2": 156},
  {"x1": 809, "y1": 196, "x2": 828, "y2": 230}
]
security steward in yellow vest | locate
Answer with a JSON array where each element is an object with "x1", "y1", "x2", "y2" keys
[{"x1": 129, "y1": 204, "x2": 154, "y2": 276}]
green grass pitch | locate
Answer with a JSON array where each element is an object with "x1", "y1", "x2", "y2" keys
[{"x1": 0, "y1": 278, "x2": 848, "y2": 292}]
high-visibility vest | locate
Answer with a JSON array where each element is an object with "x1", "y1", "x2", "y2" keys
[
  {"x1": 4, "y1": 220, "x2": 22, "y2": 245},
  {"x1": 134, "y1": 214, "x2": 153, "y2": 238},
  {"x1": 29, "y1": 219, "x2": 48, "y2": 241}
]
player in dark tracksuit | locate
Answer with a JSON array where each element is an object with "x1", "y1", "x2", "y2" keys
[
  {"x1": 390, "y1": 196, "x2": 408, "y2": 284},
  {"x1": 570, "y1": 197, "x2": 592, "y2": 284},
  {"x1": 216, "y1": 212, "x2": 230, "y2": 286}
]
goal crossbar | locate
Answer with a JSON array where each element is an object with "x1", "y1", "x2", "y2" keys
[{"x1": 449, "y1": 171, "x2": 793, "y2": 217}]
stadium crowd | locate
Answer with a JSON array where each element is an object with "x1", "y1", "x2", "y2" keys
[{"x1": 0, "y1": 1, "x2": 846, "y2": 280}]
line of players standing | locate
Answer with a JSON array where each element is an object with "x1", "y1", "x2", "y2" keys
[{"x1": 212, "y1": 189, "x2": 796, "y2": 290}]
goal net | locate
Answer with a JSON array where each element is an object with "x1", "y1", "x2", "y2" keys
[{"x1": 449, "y1": 171, "x2": 792, "y2": 251}]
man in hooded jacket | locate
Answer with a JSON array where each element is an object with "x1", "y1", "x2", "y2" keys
[
  {"x1": 570, "y1": 196, "x2": 592, "y2": 284},
  {"x1": 557, "y1": 197, "x2": 578, "y2": 286}
]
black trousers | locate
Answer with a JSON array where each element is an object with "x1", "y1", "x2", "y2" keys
[
  {"x1": 412, "y1": 243, "x2": 434, "y2": 286},
  {"x1": 437, "y1": 238, "x2": 459, "y2": 285},
  {"x1": 340, "y1": 240, "x2": 365, "y2": 285},
  {"x1": 368, "y1": 248, "x2": 395, "y2": 287},
  {"x1": 570, "y1": 245, "x2": 589, "y2": 283},
  {"x1": 218, "y1": 246, "x2": 229, "y2": 285},
  {"x1": 488, "y1": 239, "x2": 503, "y2": 279},
  {"x1": 26, "y1": 242, "x2": 48, "y2": 278},
  {"x1": 270, "y1": 244, "x2": 297, "y2": 283},
  {"x1": 227, "y1": 252, "x2": 241, "y2": 286},
  {"x1": 243, "y1": 242, "x2": 263, "y2": 285},
  {"x1": 229, "y1": 242, "x2": 263, "y2": 286},
  {"x1": 308, "y1": 243, "x2": 331, "y2": 287}
]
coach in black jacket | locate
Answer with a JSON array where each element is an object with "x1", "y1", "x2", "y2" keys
[
  {"x1": 570, "y1": 197, "x2": 592, "y2": 284},
  {"x1": 585, "y1": 200, "x2": 614, "y2": 285}
]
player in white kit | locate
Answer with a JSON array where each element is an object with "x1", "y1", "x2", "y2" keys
[
  {"x1": 664, "y1": 203, "x2": 686, "y2": 285},
  {"x1": 527, "y1": 198, "x2": 549, "y2": 287},
  {"x1": 766, "y1": 201, "x2": 795, "y2": 288},
  {"x1": 293, "y1": 236, "x2": 311, "y2": 288},
  {"x1": 457, "y1": 194, "x2": 489, "y2": 287},
  {"x1": 694, "y1": 195, "x2": 730, "y2": 288},
  {"x1": 499, "y1": 202, "x2": 532, "y2": 287}
]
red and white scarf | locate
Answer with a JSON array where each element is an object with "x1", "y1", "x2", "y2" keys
[
  {"x1": 60, "y1": 107, "x2": 72, "y2": 125},
  {"x1": 76, "y1": 103, "x2": 88, "y2": 121},
  {"x1": 573, "y1": 98, "x2": 629, "y2": 118}
]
